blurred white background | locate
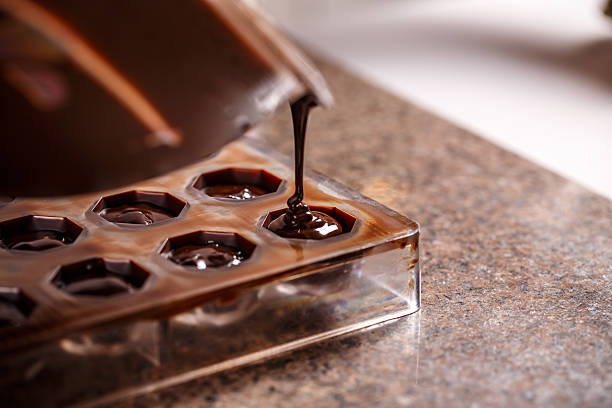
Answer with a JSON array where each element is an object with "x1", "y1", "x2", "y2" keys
[{"x1": 260, "y1": 0, "x2": 612, "y2": 199}]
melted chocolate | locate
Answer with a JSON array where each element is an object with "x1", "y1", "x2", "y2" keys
[
  {"x1": 168, "y1": 243, "x2": 245, "y2": 270},
  {"x1": 204, "y1": 185, "x2": 267, "y2": 200},
  {"x1": 100, "y1": 202, "x2": 173, "y2": 225},
  {"x1": 268, "y1": 94, "x2": 343, "y2": 239},
  {"x1": 268, "y1": 204, "x2": 342, "y2": 240},
  {"x1": 2, "y1": 230, "x2": 73, "y2": 251}
]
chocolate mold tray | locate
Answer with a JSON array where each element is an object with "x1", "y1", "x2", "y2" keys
[{"x1": 0, "y1": 139, "x2": 419, "y2": 408}]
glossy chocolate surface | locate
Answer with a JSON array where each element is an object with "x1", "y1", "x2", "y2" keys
[
  {"x1": 168, "y1": 243, "x2": 246, "y2": 270},
  {"x1": 268, "y1": 205, "x2": 343, "y2": 240},
  {"x1": 1, "y1": 230, "x2": 73, "y2": 251},
  {"x1": 52, "y1": 258, "x2": 149, "y2": 299},
  {"x1": 204, "y1": 185, "x2": 268, "y2": 200}
]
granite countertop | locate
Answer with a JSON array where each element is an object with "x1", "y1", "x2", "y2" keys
[{"x1": 121, "y1": 60, "x2": 611, "y2": 407}]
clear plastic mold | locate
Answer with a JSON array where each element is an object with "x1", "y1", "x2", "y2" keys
[{"x1": 0, "y1": 140, "x2": 419, "y2": 407}]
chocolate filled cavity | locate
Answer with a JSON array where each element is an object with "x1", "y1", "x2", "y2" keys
[
  {"x1": 264, "y1": 205, "x2": 356, "y2": 241},
  {"x1": 168, "y1": 243, "x2": 246, "y2": 270},
  {"x1": 3, "y1": 230, "x2": 74, "y2": 251},
  {"x1": 92, "y1": 191, "x2": 186, "y2": 226},
  {"x1": 268, "y1": 207, "x2": 343, "y2": 240},
  {"x1": 52, "y1": 258, "x2": 150, "y2": 299},
  {"x1": 193, "y1": 168, "x2": 282, "y2": 201},
  {"x1": 160, "y1": 231, "x2": 256, "y2": 271},
  {"x1": 0, "y1": 215, "x2": 83, "y2": 252}
]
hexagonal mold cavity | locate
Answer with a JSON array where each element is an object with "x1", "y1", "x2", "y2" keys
[
  {"x1": 0, "y1": 215, "x2": 84, "y2": 251},
  {"x1": 193, "y1": 168, "x2": 282, "y2": 200},
  {"x1": 0, "y1": 287, "x2": 36, "y2": 328},
  {"x1": 52, "y1": 258, "x2": 150, "y2": 298},
  {"x1": 262, "y1": 206, "x2": 357, "y2": 240},
  {"x1": 92, "y1": 190, "x2": 186, "y2": 226},
  {"x1": 160, "y1": 231, "x2": 256, "y2": 271}
]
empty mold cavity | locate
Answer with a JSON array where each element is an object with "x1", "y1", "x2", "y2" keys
[
  {"x1": 92, "y1": 190, "x2": 186, "y2": 226},
  {"x1": 193, "y1": 168, "x2": 282, "y2": 200},
  {"x1": 0, "y1": 287, "x2": 36, "y2": 328},
  {"x1": 263, "y1": 206, "x2": 356, "y2": 240},
  {"x1": 0, "y1": 215, "x2": 83, "y2": 251},
  {"x1": 160, "y1": 231, "x2": 256, "y2": 271},
  {"x1": 51, "y1": 258, "x2": 150, "y2": 298}
]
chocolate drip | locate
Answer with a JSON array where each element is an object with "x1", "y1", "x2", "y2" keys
[{"x1": 268, "y1": 95, "x2": 343, "y2": 240}]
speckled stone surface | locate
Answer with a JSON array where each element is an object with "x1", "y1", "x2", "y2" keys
[{"x1": 116, "y1": 60, "x2": 612, "y2": 407}]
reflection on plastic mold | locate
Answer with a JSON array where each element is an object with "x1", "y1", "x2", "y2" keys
[
  {"x1": 174, "y1": 289, "x2": 262, "y2": 327},
  {"x1": 60, "y1": 321, "x2": 160, "y2": 364},
  {"x1": 274, "y1": 262, "x2": 362, "y2": 297}
]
